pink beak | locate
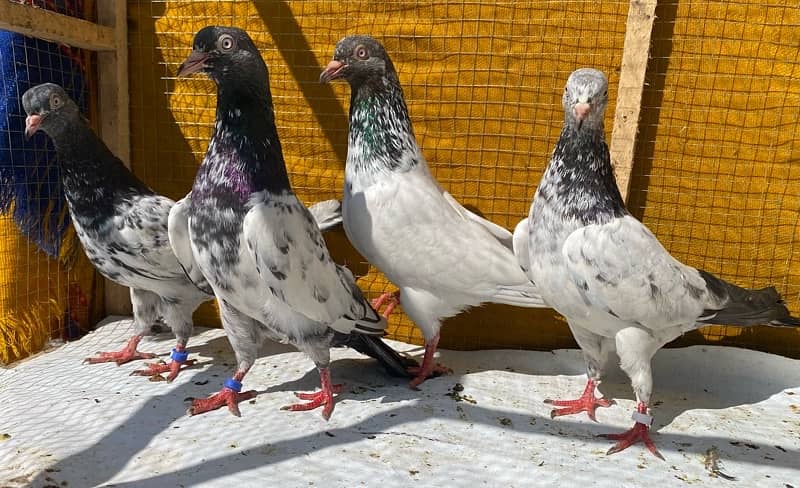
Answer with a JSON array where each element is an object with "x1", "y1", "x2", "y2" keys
[
  {"x1": 24, "y1": 114, "x2": 43, "y2": 139},
  {"x1": 319, "y1": 59, "x2": 346, "y2": 83},
  {"x1": 573, "y1": 102, "x2": 591, "y2": 121}
]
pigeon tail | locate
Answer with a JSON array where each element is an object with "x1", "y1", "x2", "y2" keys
[
  {"x1": 489, "y1": 282, "x2": 548, "y2": 309},
  {"x1": 698, "y1": 270, "x2": 800, "y2": 327},
  {"x1": 331, "y1": 332, "x2": 417, "y2": 377}
]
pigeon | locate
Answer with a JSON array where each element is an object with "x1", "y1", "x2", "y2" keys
[
  {"x1": 525, "y1": 68, "x2": 800, "y2": 459},
  {"x1": 320, "y1": 35, "x2": 547, "y2": 389},
  {"x1": 176, "y1": 26, "x2": 414, "y2": 419},
  {"x1": 21, "y1": 83, "x2": 211, "y2": 380},
  {"x1": 21, "y1": 83, "x2": 343, "y2": 382}
]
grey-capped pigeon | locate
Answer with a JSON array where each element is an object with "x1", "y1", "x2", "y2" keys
[{"x1": 320, "y1": 35, "x2": 548, "y2": 389}]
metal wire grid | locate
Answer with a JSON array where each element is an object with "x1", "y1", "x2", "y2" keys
[
  {"x1": 627, "y1": 0, "x2": 800, "y2": 356},
  {"x1": 0, "y1": 0, "x2": 92, "y2": 362}
]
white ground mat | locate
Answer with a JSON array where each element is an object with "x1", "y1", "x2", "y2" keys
[{"x1": 1, "y1": 317, "x2": 798, "y2": 487}]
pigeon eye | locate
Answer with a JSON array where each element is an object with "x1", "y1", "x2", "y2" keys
[
  {"x1": 355, "y1": 45, "x2": 369, "y2": 60},
  {"x1": 50, "y1": 94, "x2": 63, "y2": 109},
  {"x1": 218, "y1": 34, "x2": 236, "y2": 52}
]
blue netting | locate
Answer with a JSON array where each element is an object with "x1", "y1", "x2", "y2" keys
[{"x1": 0, "y1": 1, "x2": 87, "y2": 258}]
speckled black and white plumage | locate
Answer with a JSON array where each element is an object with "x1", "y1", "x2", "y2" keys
[
  {"x1": 321, "y1": 35, "x2": 546, "y2": 388},
  {"x1": 22, "y1": 83, "x2": 212, "y2": 375},
  {"x1": 178, "y1": 27, "x2": 411, "y2": 418},
  {"x1": 525, "y1": 68, "x2": 800, "y2": 457}
]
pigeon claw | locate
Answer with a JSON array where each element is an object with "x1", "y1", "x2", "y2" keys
[
  {"x1": 83, "y1": 349, "x2": 156, "y2": 365},
  {"x1": 544, "y1": 396, "x2": 615, "y2": 421},
  {"x1": 187, "y1": 387, "x2": 257, "y2": 417},
  {"x1": 282, "y1": 384, "x2": 343, "y2": 421},
  {"x1": 371, "y1": 290, "x2": 400, "y2": 319},
  {"x1": 543, "y1": 378, "x2": 614, "y2": 421},
  {"x1": 130, "y1": 359, "x2": 197, "y2": 382},
  {"x1": 601, "y1": 422, "x2": 664, "y2": 460},
  {"x1": 407, "y1": 363, "x2": 452, "y2": 390}
]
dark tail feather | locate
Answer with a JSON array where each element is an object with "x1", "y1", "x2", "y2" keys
[
  {"x1": 332, "y1": 332, "x2": 418, "y2": 378},
  {"x1": 698, "y1": 270, "x2": 800, "y2": 327}
]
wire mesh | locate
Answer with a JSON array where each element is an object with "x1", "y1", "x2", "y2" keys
[
  {"x1": 126, "y1": 1, "x2": 799, "y2": 357},
  {"x1": 0, "y1": 0, "x2": 98, "y2": 363},
  {"x1": 627, "y1": 0, "x2": 800, "y2": 357}
]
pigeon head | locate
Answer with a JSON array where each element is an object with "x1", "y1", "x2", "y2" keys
[
  {"x1": 319, "y1": 35, "x2": 397, "y2": 87},
  {"x1": 562, "y1": 68, "x2": 608, "y2": 131},
  {"x1": 178, "y1": 26, "x2": 267, "y2": 89},
  {"x1": 22, "y1": 83, "x2": 81, "y2": 140}
]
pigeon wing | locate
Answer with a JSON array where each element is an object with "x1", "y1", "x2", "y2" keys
[
  {"x1": 512, "y1": 217, "x2": 530, "y2": 274},
  {"x1": 561, "y1": 215, "x2": 713, "y2": 330},
  {"x1": 167, "y1": 193, "x2": 213, "y2": 295},
  {"x1": 110, "y1": 194, "x2": 189, "y2": 283},
  {"x1": 243, "y1": 197, "x2": 383, "y2": 333}
]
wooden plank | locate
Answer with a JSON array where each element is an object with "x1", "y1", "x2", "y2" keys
[
  {"x1": 0, "y1": 0, "x2": 115, "y2": 51},
  {"x1": 97, "y1": 1, "x2": 133, "y2": 315},
  {"x1": 609, "y1": 0, "x2": 658, "y2": 202}
]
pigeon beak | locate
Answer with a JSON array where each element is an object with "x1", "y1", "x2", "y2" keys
[
  {"x1": 24, "y1": 114, "x2": 43, "y2": 140},
  {"x1": 178, "y1": 51, "x2": 210, "y2": 77},
  {"x1": 319, "y1": 60, "x2": 346, "y2": 83},
  {"x1": 573, "y1": 102, "x2": 591, "y2": 129}
]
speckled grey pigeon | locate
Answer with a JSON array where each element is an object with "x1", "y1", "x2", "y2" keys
[
  {"x1": 320, "y1": 35, "x2": 547, "y2": 389},
  {"x1": 22, "y1": 83, "x2": 343, "y2": 384},
  {"x1": 22, "y1": 83, "x2": 211, "y2": 381},
  {"x1": 525, "y1": 68, "x2": 800, "y2": 459},
  {"x1": 176, "y1": 26, "x2": 414, "y2": 419}
]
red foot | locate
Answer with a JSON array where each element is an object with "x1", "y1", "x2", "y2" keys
[
  {"x1": 281, "y1": 368, "x2": 342, "y2": 420},
  {"x1": 188, "y1": 387, "x2": 257, "y2": 417},
  {"x1": 371, "y1": 291, "x2": 400, "y2": 319},
  {"x1": 544, "y1": 379, "x2": 615, "y2": 421},
  {"x1": 130, "y1": 359, "x2": 197, "y2": 382},
  {"x1": 83, "y1": 335, "x2": 155, "y2": 365},
  {"x1": 407, "y1": 333, "x2": 452, "y2": 389},
  {"x1": 600, "y1": 402, "x2": 664, "y2": 460}
]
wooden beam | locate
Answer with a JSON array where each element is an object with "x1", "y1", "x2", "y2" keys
[
  {"x1": 0, "y1": 0, "x2": 115, "y2": 51},
  {"x1": 609, "y1": 0, "x2": 658, "y2": 202},
  {"x1": 96, "y1": 1, "x2": 133, "y2": 315}
]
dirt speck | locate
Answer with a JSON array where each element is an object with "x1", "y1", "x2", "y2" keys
[
  {"x1": 497, "y1": 417, "x2": 512, "y2": 427},
  {"x1": 409, "y1": 470, "x2": 419, "y2": 475},
  {"x1": 446, "y1": 384, "x2": 476, "y2": 404}
]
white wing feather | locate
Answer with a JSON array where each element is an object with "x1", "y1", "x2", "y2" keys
[{"x1": 562, "y1": 215, "x2": 712, "y2": 330}]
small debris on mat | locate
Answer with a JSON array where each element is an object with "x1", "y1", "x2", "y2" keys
[
  {"x1": 0, "y1": 433, "x2": 10, "y2": 441},
  {"x1": 703, "y1": 446, "x2": 737, "y2": 481},
  {"x1": 445, "y1": 383, "x2": 476, "y2": 404},
  {"x1": 497, "y1": 417, "x2": 512, "y2": 427},
  {"x1": 193, "y1": 379, "x2": 209, "y2": 386}
]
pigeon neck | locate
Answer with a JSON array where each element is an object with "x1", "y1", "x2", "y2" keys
[
  {"x1": 346, "y1": 78, "x2": 421, "y2": 175},
  {"x1": 49, "y1": 120, "x2": 152, "y2": 222},
  {"x1": 539, "y1": 124, "x2": 628, "y2": 224},
  {"x1": 196, "y1": 85, "x2": 292, "y2": 201}
]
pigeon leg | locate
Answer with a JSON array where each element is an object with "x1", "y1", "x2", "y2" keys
[
  {"x1": 130, "y1": 345, "x2": 197, "y2": 381},
  {"x1": 188, "y1": 370, "x2": 256, "y2": 417},
  {"x1": 600, "y1": 401, "x2": 664, "y2": 460},
  {"x1": 407, "y1": 333, "x2": 452, "y2": 389},
  {"x1": 371, "y1": 290, "x2": 400, "y2": 319},
  {"x1": 83, "y1": 334, "x2": 156, "y2": 365},
  {"x1": 281, "y1": 367, "x2": 343, "y2": 420},
  {"x1": 544, "y1": 378, "x2": 615, "y2": 421}
]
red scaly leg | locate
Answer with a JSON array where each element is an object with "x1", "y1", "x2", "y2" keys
[
  {"x1": 371, "y1": 290, "x2": 400, "y2": 319},
  {"x1": 83, "y1": 334, "x2": 156, "y2": 365},
  {"x1": 281, "y1": 367, "x2": 343, "y2": 420},
  {"x1": 544, "y1": 378, "x2": 616, "y2": 421},
  {"x1": 407, "y1": 333, "x2": 452, "y2": 390},
  {"x1": 188, "y1": 370, "x2": 257, "y2": 417},
  {"x1": 600, "y1": 401, "x2": 664, "y2": 460},
  {"x1": 130, "y1": 345, "x2": 197, "y2": 382}
]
